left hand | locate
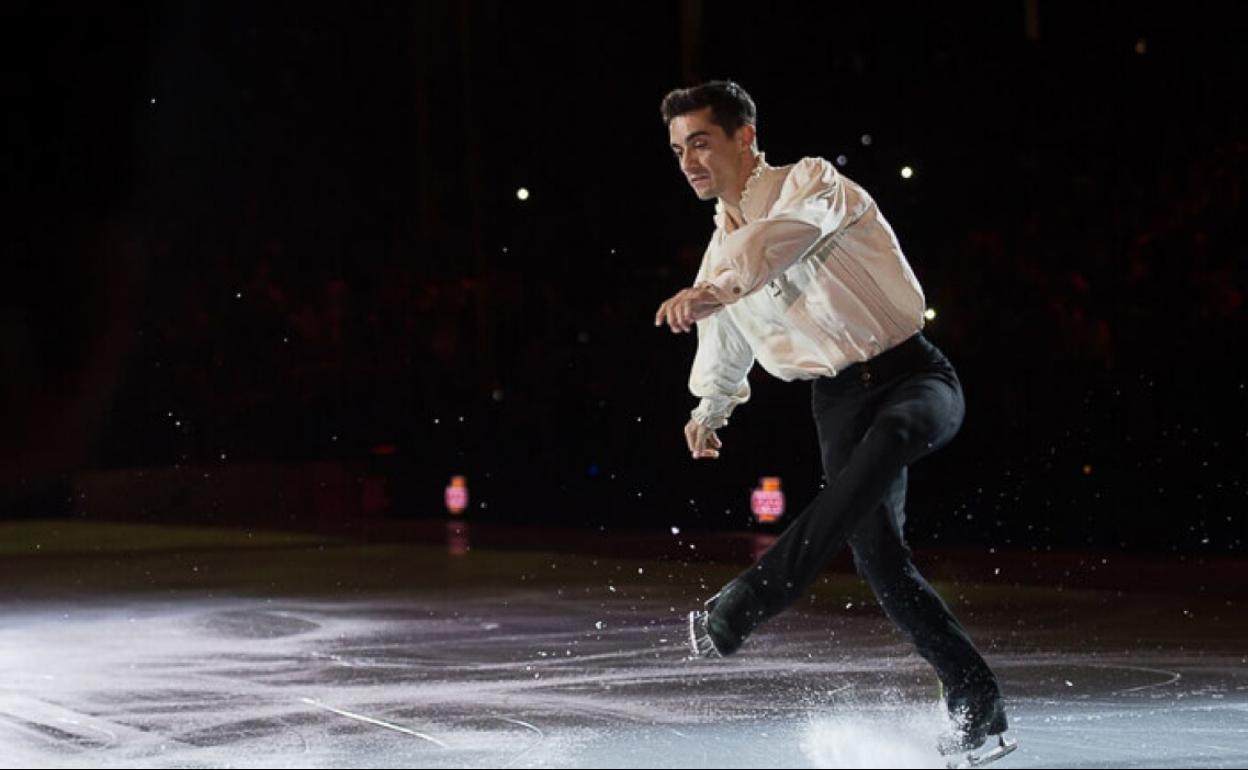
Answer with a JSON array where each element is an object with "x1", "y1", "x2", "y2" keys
[{"x1": 654, "y1": 284, "x2": 722, "y2": 334}]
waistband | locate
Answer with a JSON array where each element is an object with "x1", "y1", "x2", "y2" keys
[{"x1": 825, "y1": 332, "x2": 935, "y2": 390}]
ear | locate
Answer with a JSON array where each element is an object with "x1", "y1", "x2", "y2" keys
[{"x1": 737, "y1": 123, "x2": 757, "y2": 152}]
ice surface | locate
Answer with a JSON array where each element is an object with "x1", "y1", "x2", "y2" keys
[
  {"x1": 1, "y1": 521, "x2": 1245, "y2": 768},
  {"x1": 0, "y1": 591, "x2": 1245, "y2": 769}
]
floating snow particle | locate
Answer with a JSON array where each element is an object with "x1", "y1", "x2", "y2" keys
[
  {"x1": 594, "y1": 621, "x2": 606, "y2": 630},
  {"x1": 1065, "y1": 680, "x2": 1074, "y2": 687}
]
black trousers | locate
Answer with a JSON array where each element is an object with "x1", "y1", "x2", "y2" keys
[{"x1": 737, "y1": 332, "x2": 998, "y2": 692}]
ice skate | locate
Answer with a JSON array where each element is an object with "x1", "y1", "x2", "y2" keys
[
  {"x1": 686, "y1": 580, "x2": 766, "y2": 659},
  {"x1": 939, "y1": 682, "x2": 1016, "y2": 768}
]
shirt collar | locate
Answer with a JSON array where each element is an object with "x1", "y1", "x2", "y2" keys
[{"x1": 714, "y1": 152, "x2": 771, "y2": 229}]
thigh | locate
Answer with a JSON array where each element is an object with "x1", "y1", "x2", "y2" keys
[
  {"x1": 811, "y1": 383, "x2": 873, "y2": 480},
  {"x1": 869, "y1": 361, "x2": 966, "y2": 464}
]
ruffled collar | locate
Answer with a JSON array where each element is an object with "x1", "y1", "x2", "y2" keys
[{"x1": 715, "y1": 152, "x2": 771, "y2": 228}]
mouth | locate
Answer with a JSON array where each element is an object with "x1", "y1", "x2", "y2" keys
[{"x1": 688, "y1": 175, "x2": 710, "y2": 187}]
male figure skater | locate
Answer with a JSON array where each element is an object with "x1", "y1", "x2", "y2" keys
[{"x1": 654, "y1": 81, "x2": 1013, "y2": 760}]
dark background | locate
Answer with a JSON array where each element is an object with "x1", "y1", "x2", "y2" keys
[{"x1": 2, "y1": 1, "x2": 1244, "y2": 555}]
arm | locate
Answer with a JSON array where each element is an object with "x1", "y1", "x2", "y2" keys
[
  {"x1": 704, "y1": 157, "x2": 852, "y2": 305},
  {"x1": 687, "y1": 306, "x2": 754, "y2": 432}
]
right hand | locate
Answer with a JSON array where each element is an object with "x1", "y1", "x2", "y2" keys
[{"x1": 685, "y1": 418, "x2": 722, "y2": 460}]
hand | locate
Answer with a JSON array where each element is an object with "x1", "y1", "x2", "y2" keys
[
  {"x1": 654, "y1": 284, "x2": 722, "y2": 334},
  {"x1": 685, "y1": 418, "x2": 722, "y2": 460}
]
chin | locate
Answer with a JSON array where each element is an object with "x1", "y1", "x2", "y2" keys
[{"x1": 695, "y1": 188, "x2": 718, "y2": 201}]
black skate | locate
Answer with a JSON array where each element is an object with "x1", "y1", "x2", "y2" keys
[
  {"x1": 938, "y1": 683, "x2": 1016, "y2": 768},
  {"x1": 687, "y1": 600, "x2": 723, "y2": 658},
  {"x1": 686, "y1": 580, "x2": 766, "y2": 659}
]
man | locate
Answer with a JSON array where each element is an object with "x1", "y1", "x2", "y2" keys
[{"x1": 654, "y1": 80, "x2": 1012, "y2": 758}]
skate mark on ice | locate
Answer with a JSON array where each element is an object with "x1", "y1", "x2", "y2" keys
[
  {"x1": 495, "y1": 716, "x2": 546, "y2": 768},
  {"x1": 1094, "y1": 664, "x2": 1183, "y2": 695},
  {"x1": 0, "y1": 711, "x2": 112, "y2": 751},
  {"x1": 515, "y1": 692, "x2": 692, "y2": 739},
  {"x1": 0, "y1": 696, "x2": 135, "y2": 752},
  {"x1": 300, "y1": 697, "x2": 449, "y2": 748}
]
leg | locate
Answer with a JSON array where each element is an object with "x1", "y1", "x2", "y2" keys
[
  {"x1": 738, "y1": 360, "x2": 966, "y2": 617},
  {"x1": 847, "y1": 475, "x2": 999, "y2": 693}
]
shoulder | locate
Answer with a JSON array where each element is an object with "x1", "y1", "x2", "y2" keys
[{"x1": 779, "y1": 156, "x2": 839, "y2": 195}]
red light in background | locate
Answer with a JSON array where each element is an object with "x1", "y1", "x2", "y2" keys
[
  {"x1": 371, "y1": 444, "x2": 398, "y2": 457},
  {"x1": 445, "y1": 475, "x2": 469, "y2": 515},
  {"x1": 751, "y1": 476, "x2": 785, "y2": 524}
]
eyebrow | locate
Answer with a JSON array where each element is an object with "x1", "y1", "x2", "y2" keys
[{"x1": 670, "y1": 130, "x2": 711, "y2": 150}]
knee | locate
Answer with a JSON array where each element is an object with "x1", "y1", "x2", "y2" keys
[
  {"x1": 851, "y1": 540, "x2": 911, "y2": 585},
  {"x1": 868, "y1": 414, "x2": 916, "y2": 449}
]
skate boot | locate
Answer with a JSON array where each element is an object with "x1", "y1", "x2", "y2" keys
[
  {"x1": 687, "y1": 580, "x2": 766, "y2": 658},
  {"x1": 938, "y1": 680, "x2": 1017, "y2": 768}
]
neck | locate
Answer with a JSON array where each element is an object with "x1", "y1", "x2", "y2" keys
[{"x1": 719, "y1": 150, "x2": 762, "y2": 210}]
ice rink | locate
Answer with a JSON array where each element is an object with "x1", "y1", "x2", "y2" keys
[{"x1": 1, "y1": 522, "x2": 1244, "y2": 768}]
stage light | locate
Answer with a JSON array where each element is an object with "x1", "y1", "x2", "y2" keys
[
  {"x1": 925, "y1": 307, "x2": 938, "y2": 321},
  {"x1": 901, "y1": 166, "x2": 914, "y2": 179},
  {"x1": 860, "y1": 134, "x2": 873, "y2": 146},
  {"x1": 516, "y1": 188, "x2": 530, "y2": 201},
  {"x1": 445, "y1": 475, "x2": 469, "y2": 515},
  {"x1": 751, "y1": 477, "x2": 785, "y2": 524},
  {"x1": 836, "y1": 155, "x2": 848, "y2": 167}
]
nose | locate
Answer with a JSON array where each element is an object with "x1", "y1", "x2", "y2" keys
[{"x1": 681, "y1": 152, "x2": 701, "y2": 177}]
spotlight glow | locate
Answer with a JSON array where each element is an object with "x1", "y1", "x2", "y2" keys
[
  {"x1": 516, "y1": 188, "x2": 530, "y2": 201},
  {"x1": 901, "y1": 166, "x2": 914, "y2": 179},
  {"x1": 925, "y1": 308, "x2": 937, "y2": 321}
]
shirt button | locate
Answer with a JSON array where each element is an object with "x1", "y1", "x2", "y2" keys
[
  {"x1": 861, "y1": 370, "x2": 872, "y2": 383},
  {"x1": 732, "y1": 286, "x2": 742, "y2": 295}
]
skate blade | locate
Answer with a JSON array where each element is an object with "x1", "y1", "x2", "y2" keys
[
  {"x1": 947, "y1": 734, "x2": 1018, "y2": 769},
  {"x1": 686, "y1": 610, "x2": 721, "y2": 659}
]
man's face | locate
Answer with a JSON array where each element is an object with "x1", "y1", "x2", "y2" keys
[{"x1": 668, "y1": 107, "x2": 749, "y2": 202}]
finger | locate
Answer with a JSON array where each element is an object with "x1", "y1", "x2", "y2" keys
[
  {"x1": 655, "y1": 300, "x2": 671, "y2": 327},
  {"x1": 676, "y1": 302, "x2": 692, "y2": 333},
  {"x1": 709, "y1": 433, "x2": 722, "y2": 449}
]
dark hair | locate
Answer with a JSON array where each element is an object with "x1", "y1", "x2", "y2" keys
[{"x1": 660, "y1": 80, "x2": 757, "y2": 139}]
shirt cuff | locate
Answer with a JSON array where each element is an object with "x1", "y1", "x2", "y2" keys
[
  {"x1": 702, "y1": 271, "x2": 748, "y2": 306},
  {"x1": 691, "y1": 398, "x2": 733, "y2": 431}
]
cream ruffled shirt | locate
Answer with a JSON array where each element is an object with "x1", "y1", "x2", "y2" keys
[{"x1": 689, "y1": 153, "x2": 927, "y2": 430}]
